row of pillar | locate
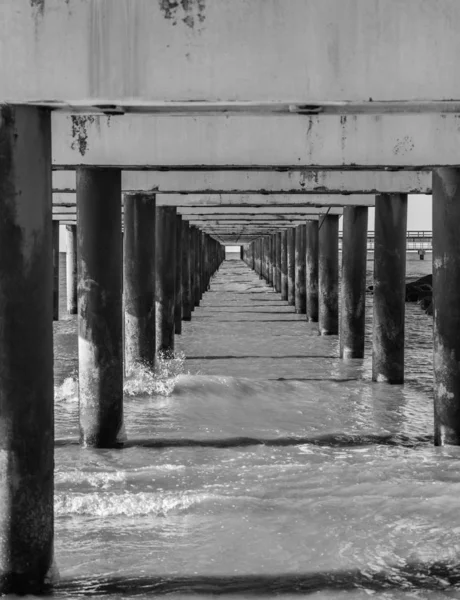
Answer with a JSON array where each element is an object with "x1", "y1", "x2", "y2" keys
[
  {"x1": 1, "y1": 104, "x2": 460, "y2": 592},
  {"x1": 242, "y1": 201, "x2": 409, "y2": 386}
]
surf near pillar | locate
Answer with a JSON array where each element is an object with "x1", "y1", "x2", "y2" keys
[
  {"x1": 432, "y1": 168, "x2": 460, "y2": 444},
  {"x1": 175, "y1": 215, "x2": 183, "y2": 335},
  {"x1": 318, "y1": 214, "x2": 339, "y2": 335},
  {"x1": 156, "y1": 206, "x2": 177, "y2": 357},
  {"x1": 372, "y1": 194, "x2": 407, "y2": 383},
  {"x1": 281, "y1": 231, "x2": 288, "y2": 300},
  {"x1": 52, "y1": 220, "x2": 59, "y2": 321},
  {"x1": 182, "y1": 221, "x2": 192, "y2": 321},
  {"x1": 0, "y1": 105, "x2": 54, "y2": 594},
  {"x1": 123, "y1": 193, "x2": 156, "y2": 373},
  {"x1": 340, "y1": 207, "x2": 368, "y2": 359},
  {"x1": 287, "y1": 228, "x2": 296, "y2": 305},
  {"x1": 306, "y1": 221, "x2": 319, "y2": 322},
  {"x1": 66, "y1": 225, "x2": 77, "y2": 314},
  {"x1": 77, "y1": 168, "x2": 123, "y2": 447},
  {"x1": 295, "y1": 224, "x2": 306, "y2": 314},
  {"x1": 275, "y1": 233, "x2": 282, "y2": 292}
]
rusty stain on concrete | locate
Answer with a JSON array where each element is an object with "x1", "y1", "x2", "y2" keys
[
  {"x1": 159, "y1": 0, "x2": 206, "y2": 29},
  {"x1": 70, "y1": 116, "x2": 95, "y2": 157}
]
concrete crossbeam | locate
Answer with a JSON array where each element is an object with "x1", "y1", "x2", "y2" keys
[
  {"x1": 52, "y1": 170, "x2": 432, "y2": 194},
  {"x1": 52, "y1": 113, "x2": 460, "y2": 169},
  {"x1": 53, "y1": 192, "x2": 374, "y2": 208},
  {"x1": 3, "y1": 1, "x2": 460, "y2": 105}
]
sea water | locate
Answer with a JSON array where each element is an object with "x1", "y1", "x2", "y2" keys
[{"x1": 46, "y1": 252, "x2": 460, "y2": 600}]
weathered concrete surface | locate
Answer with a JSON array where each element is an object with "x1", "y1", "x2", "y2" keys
[
  {"x1": 433, "y1": 168, "x2": 460, "y2": 445},
  {"x1": 124, "y1": 193, "x2": 156, "y2": 372},
  {"x1": 4, "y1": 1, "x2": 460, "y2": 104},
  {"x1": 281, "y1": 232, "x2": 288, "y2": 301},
  {"x1": 0, "y1": 105, "x2": 54, "y2": 595},
  {"x1": 175, "y1": 215, "x2": 183, "y2": 335},
  {"x1": 295, "y1": 225, "x2": 306, "y2": 314},
  {"x1": 77, "y1": 168, "x2": 124, "y2": 448},
  {"x1": 340, "y1": 207, "x2": 368, "y2": 359},
  {"x1": 52, "y1": 219, "x2": 59, "y2": 321},
  {"x1": 318, "y1": 215, "x2": 339, "y2": 335},
  {"x1": 306, "y1": 221, "x2": 319, "y2": 323},
  {"x1": 287, "y1": 228, "x2": 296, "y2": 306},
  {"x1": 66, "y1": 225, "x2": 77, "y2": 314},
  {"x1": 156, "y1": 207, "x2": 177, "y2": 356},
  {"x1": 372, "y1": 194, "x2": 407, "y2": 384},
  {"x1": 182, "y1": 221, "x2": 192, "y2": 321},
  {"x1": 52, "y1": 170, "x2": 432, "y2": 195},
  {"x1": 52, "y1": 114, "x2": 460, "y2": 168}
]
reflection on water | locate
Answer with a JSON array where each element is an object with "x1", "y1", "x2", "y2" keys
[{"x1": 49, "y1": 252, "x2": 459, "y2": 600}]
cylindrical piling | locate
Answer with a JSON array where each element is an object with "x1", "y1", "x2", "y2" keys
[
  {"x1": 432, "y1": 169, "x2": 460, "y2": 444},
  {"x1": 287, "y1": 228, "x2": 296, "y2": 305},
  {"x1": 182, "y1": 221, "x2": 192, "y2": 321},
  {"x1": 52, "y1": 220, "x2": 59, "y2": 321},
  {"x1": 123, "y1": 193, "x2": 156, "y2": 373},
  {"x1": 306, "y1": 221, "x2": 319, "y2": 322},
  {"x1": 156, "y1": 207, "x2": 177, "y2": 357},
  {"x1": 77, "y1": 167, "x2": 123, "y2": 447},
  {"x1": 372, "y1": 194, "x2": 407, "y2": 383},
  {"x1": 295, "y1": 224, "x2": 306, "y2": 314},
  {"x1": 175, "y1": 215, "x2": 183, "y2": 334},
  {"x1": 281, "y1": 231, "x2": 288, "y2": 300},
  {"x1": 340, "y1": 207, "x2": 368, "y2": 359},
  {"x1": 275, "y1": 232, "x2": 282, "y2": 292},
  {"x1": 66, "y1": 224, "x2": 77, "y2": 314},
  {"x1": 0, "y1": 105, "x2": 54, "y2": 594},
  {"x1": 318, "y1": 215, "x2": 339, "y2": 335}
]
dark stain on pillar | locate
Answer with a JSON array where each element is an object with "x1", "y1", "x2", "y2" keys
[
  {"x1": 70, "y1": 116, "x2": 95, "y2": 156},
  {"x1": 159, "y1": 0, "x2": 206, "y2": 28},
  {"x1": 30, "y1": 0, "x2": 45, "y2": 18}
]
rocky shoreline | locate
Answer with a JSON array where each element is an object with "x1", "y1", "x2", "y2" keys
[{"x1": 367, "y1": 274, "x2": 433, "y2": 315}]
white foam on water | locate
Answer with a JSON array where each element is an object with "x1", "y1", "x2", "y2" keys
[
  {"x1": 124, "y1": 351, "x2": 186, "y2": 397},
  {"x1": 55, "y1": 469, "x2": 128, "y2": 488},
  {"x1": 55, "y1": 491, "x2": 211, "y2": 517},
  {"x1": 55, "y1": 375, "x2": 79, "y2": 403}
]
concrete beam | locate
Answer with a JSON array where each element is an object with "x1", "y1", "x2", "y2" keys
[
  {"x1": 52, "y1": 113, "x2": 460, "y2": 169},
  {"x1": 52, "y1": 170, "x2": 432, "y2": 195},
  {"x1": 3, "y1": 1, "x2": 460, "y2": 106},
  {"x1": 53, "y1": 192, "x2": 375, "y2": 208}
]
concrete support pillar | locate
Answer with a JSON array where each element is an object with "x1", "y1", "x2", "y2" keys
[
  {"x1": 263, "y1": 237, "x2": 270, "y2": 283},
  {"x1": 271, "y1": 235, "x2": 276, "y2": 288},
  {"x1": 52, "y1": 220, "x2": 59, "y2": 321},
  {"x1": 295, "y1": 224, "x2": 306, "y2": 314},
  {"x1": 200, "y1": 232, "x2": 206, "y2": 296},
  {"x1": 123, "y1": 193, "x2": 156, "y2": 373},
  {"x1": 0, "y1": 105, "x2": 54, "y2": 594},
  {"x1": 190, "y1": 226, "x2": 196, "y2": 311},
  {"x1": 156, "y1": 207, "x2": 177, "y2": 357},
  {"x1": 66, "y1": 224, "x2": 77, "y2": 314},
  {"x1": 372, "y1": 194, "x2": 407, "y2": 384},
  {"x1": 240, "y1": 245, "x2": 244, "y2": 260},
  {"x1": 281, "y1": 231, "x2": 288, "y2": 300},
  {"x1": 267, "y1": 236, "x2": 273, "y2": 286},
  {"x1": 182, "y1": 221, "x2": 192, "y2": 321},
  {"x1": 175, "y1": 215, "x2": 183, "y2": 335},
  {"x1": 275, "y1": 233, "x2": 282, "y2": 293},
  {"x1": 433, "y1": 168, "x2": 460, "y2": 445},
  {"x1": 306, "y1": 221, "x2": 319, "y2": 322},
  {"x1": 318, "y1": 215, "x2": 339, "y2": 335},
  {"x1": 340, "y1": 207, "x2": 368, "y2": 359},
  {"x1": 287, "y1": 228, "x2": 296, "y2": 305},
  {"x1": 77, "y1": 168, "x2": 123, "y2": 448},
  {"x1": 193, "y1": 228, "x2": 201, "y2": 307}
]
